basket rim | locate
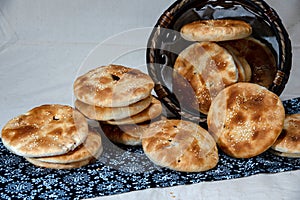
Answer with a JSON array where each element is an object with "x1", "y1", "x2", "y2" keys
[{"x1": 146, "y1": 0, "x2": 292, "y2": 122}]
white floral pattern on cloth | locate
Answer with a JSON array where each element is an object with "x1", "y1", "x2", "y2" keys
[{"x1": 0, "y1": 98, "x2": 300, "y2": 200}]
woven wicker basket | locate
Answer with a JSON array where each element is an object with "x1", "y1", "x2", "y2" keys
[{"x1": 146, "y1": 0, "x2": 292, "y2": 122}]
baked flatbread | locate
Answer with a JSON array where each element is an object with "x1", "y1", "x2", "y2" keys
[
  {"x1": 181, "y1": 19, "x2": 252, "y2": 42},
  {"x1": 207, "y1": 82, "x2": 285, "y2": 158},
  {"x1": 32, "y1": 130, "x2": 103, "y2": 164},
  {"x1": 220, "y1": 37, "x2": 276, "y2": 88},
  {"x1": 174, "y1": 42, "x2": 238, "y2": 114},
  {"x1": 142, "y1": 119, "x2": 219, "y2": 172},
  {"x1": 25, "y1": 156, "x2": 96, "y2": 169},
  {"x1": 232, "y1": 53, "x2": 247, "y2": 82},
  {"x1": 271, "y1": 114, "x2": 300, "y2": 157},
  {"x1": 239, "y1": 57, "x2": 252, "y2": 82},
  {"x1": 1, "y1": 104, "x2": 88, "y2": 157},
  {"x1": 100, "y1": 123, "x2": 149, "y2": 146},
  {"x1": 75, "y1": 96, "x2": 152, "y2": 121},
  {"x1": 221, "y1": 44, "x2": 252, "y2": 82},
  {"x1": 269, "y1": 149, "x2": 300, "y2": 158},
  {"x1": 74, "y1": 65, "x2": 154, "y2": 107},
  {"x1": 105, "y1": 97, "x2": 162, "y2": 125}
]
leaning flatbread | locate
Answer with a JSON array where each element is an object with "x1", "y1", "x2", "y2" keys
[
  {"x1": 220, "y1": 37, "x2": 276, "y2": 88},
  {"x1": 271, "y1": 114, "x2": 300, "y2": 157},
  {"x1": 174, "y1": 42, "x2": 238, "y2": 114},
  {"x1": 207, "y1": 82, "x2": 285, "y2": 158}
]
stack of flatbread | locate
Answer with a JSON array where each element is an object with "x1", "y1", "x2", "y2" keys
[
  {"x1": 174, "y1": 19, "x2": 276, "y2": 114},
  {"x1": 73, "y1": 64, "x2": 219, "y2": 172},
  {"x1": 1, "y1": 104, "x2": 103, "y2": 169},
  {"x1": 74, "y1": 64, "x2": 163, "y2": 146}
]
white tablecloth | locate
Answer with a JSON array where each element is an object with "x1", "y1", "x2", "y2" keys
[{"x1": 0, "y1": 0, "x2": 299, "y2": 199}]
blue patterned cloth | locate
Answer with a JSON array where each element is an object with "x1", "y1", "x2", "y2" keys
[{"x1": 1, "y1": 98, "x2": 300, "y2": 200}]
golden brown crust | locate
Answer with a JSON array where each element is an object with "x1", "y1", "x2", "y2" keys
[
  {"x1": 219, "y1": 37, "x2": 276, "y2": 88},
  {"x1": 32, "y1": 130, "x2": 103, "y2": 164},
  {"x1": 73, "y1": 65, "x2": 154, "y2": 107},
  {"x1": 142, "y1": 119, "x2": 219, "y2": 172},
  {"x1": 106, "y1": 97, "x2": 162, "y2": 125},
  {"x1": 100, "y1": 123, "x2": 149, "y2": 146},
  {"x1": 174, "y1": 42, "x2": 238, "y2": 114},
  {"x1": 1, "y1": 104, "x2": 88, "y2": 157},
  {"x1": 181, "y1": 19, "x2": 252, "y2": 42},
  {"x1": 207, "y1": 83, "x2": 285, "y2": 158},
  {"x1": 271, "y1": 114, "x2": 300, "y2": 154},
  {"x1": 25, "y1": 156, "x2": 96, "y2": 169},
  {"x1": 75, "y1": 96, "x2": 152, "y2": 121}
]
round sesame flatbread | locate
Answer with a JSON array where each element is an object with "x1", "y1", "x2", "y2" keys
[
  {"x1": 180, "y1": 19, "x2": 252, "y2": 42},
  {"x1": 142, "y1": 119, "x2": 219, "y2": 172},
  {"x1": 74, "y1": 65, "x2": 154, "y2": 107},
  {"x1": 32, "y1": 130, "x2": 103, "y2": 164},
  {"x1": 174, "y1": 42, "x2": 238, "y2": 114},
  {"x1": 271, "y1": 114, "x2": 300, "y2": 157},
  {"x1": 1, "y1": 104, "x2": 88, "y2": 158},
  {"x1": 220, "y1": 37, "x2": 276, "y2": 88},
  {"x1": 207, "y1": 82, "x2": 285, "y2": 158},
  {"x1": 105, "y1": 97, "x2": 162, "y2": 125},
  {"x1": 75, "y1": 96, "x2": 152, "y2": 121}
]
